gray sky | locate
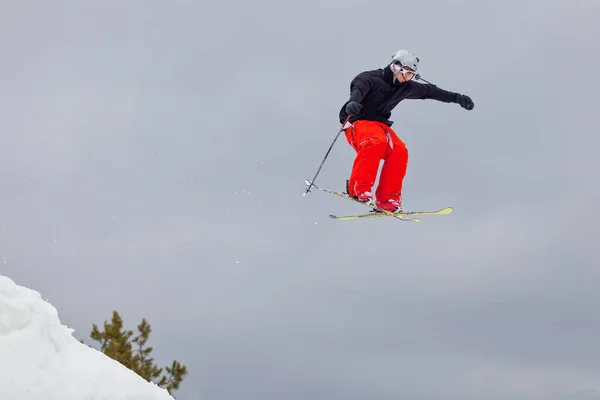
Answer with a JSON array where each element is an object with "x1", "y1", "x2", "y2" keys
[{"x1": 2, "y1": 1, "x2": 600, "y2": 399}]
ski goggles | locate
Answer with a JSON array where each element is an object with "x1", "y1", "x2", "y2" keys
[{"x1": 392, "y1": 63, "x2": 417, "y2": 80}]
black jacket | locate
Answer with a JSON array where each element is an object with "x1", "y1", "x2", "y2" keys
[{"x1": 339, "y1": 65, "x2": 460, "y2": 126}]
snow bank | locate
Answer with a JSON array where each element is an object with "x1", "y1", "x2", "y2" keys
[{"x1": 0, "y1": 275, "x2": 174, "y2": 400}]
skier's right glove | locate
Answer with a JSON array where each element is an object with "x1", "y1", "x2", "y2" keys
[
  {"x1": 345, "y1": 101, "x2": 362, "y2": 116},
  {"x1": 456, "y1": 94, "x2": 474, "y2": 110}
]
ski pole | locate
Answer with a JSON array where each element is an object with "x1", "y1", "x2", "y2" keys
[
  {"x1": 415, "y1": 74, "x2": 434, "y2": 85},
  {"x1": 304, "y1": 117, "x2": 351, "y2": 195}
]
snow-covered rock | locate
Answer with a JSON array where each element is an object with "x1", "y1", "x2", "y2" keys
[{"x1": 0, "y1": 275, "x2": 174, "y2": 400}]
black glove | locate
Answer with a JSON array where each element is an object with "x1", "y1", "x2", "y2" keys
[
  {"x1": 345, "y1": 101, "x2": 362, "y2": 116},
  {"x1": 456, "y1": 94, "x2": 474, "y2": 110}
]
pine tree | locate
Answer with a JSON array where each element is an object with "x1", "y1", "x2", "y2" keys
[{"x1": 90, "y1": 311, "x2": 188, "y2": 396}]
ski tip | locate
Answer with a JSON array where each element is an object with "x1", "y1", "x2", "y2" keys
[
  {"x1": 328, "y1": 214, "x2": 338, "y2": 219},
  {"x1": 401, "y1": 206, "x2": 453, "y2": 216}
]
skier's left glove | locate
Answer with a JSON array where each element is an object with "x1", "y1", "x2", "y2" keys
[{"x1": 456, "y1": 94, "x2": 474, "y2": 110}]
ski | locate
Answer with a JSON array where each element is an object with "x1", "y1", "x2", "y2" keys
[
  {"x1": 329, "y1": 206, "x2": 453, "y2": 221},
  {"x1": 304, "y1": 179, "x2": 420, "y2": 222}
]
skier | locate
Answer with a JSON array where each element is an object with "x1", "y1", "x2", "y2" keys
[{"x1": 339, "y1": 49, "x2": 474, "y2": 212}]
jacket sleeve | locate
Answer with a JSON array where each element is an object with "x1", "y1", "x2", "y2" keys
[
  {"x1": 407, "y1": 82, "x2": 458, "y2": 103},
  {"x1": 348, "y1": 72, "x2": 372, "y2": 103}
]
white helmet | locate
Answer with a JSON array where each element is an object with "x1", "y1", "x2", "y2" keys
[{"x1": 391, "y1": 49, "x2": 419, "y2": 71}]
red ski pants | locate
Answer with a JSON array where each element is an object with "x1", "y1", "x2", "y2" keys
[{"x1": 344, "y1": 120, "x2": 408, "y2": 203}]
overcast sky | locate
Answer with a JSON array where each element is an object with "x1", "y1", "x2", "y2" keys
[{"x1": 2, "y1": 1, "x2": 600, "y2": 399}]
